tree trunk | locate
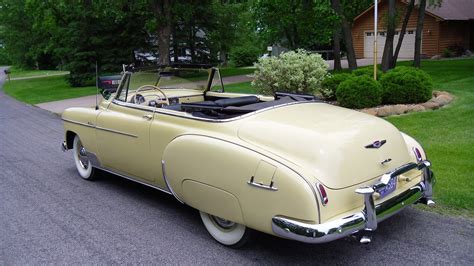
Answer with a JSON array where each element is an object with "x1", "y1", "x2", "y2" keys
[
  {"x1": 392, "y1": 0, "x2": 414, "y2": 68},
  {"x1": 172, "y1": 25, "x2": 179, "y2": 63},
  {"x1": 219, "y1": 50, "x2": 228, "y2": 66},
  {"x1": 331, "y1": 0, "x2": 357, "y2": 70},
  {"x1": 154, "y1": 0, "x2": 172, "y2": 66},
  {"x1": 414, "y1": 0, "x2": 426, "y2": 68},
  {"x1": 381, "y1": 0, "x2": 396, "y2": 72},
  {"x1": 333, "y1": 29, "x2": 342, "y2": 71}
]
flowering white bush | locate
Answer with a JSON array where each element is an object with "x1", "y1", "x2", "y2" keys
[{"x1": 251, "y1": 49, "x2": 328, "y2": 95}]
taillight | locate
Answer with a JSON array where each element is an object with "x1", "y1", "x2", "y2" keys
[
  {"x1": 412, "y1": 147, "x2": 423, "y2": 162},
  {"x1": 317, "y1": 183, "x2": 329, "y2": 206}
]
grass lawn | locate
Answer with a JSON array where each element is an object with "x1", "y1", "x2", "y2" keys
[
  {"x1": 3, "y1": 75, "x2": 96, "y2": 104},
  {"x1": 223, "y1": 81, "x2": 256, "y2": 94},
  {"x1": 7, "y1": 66, "x2": 69, "y2": 79},
  {"x1": 220, "y1": 67, "x2": 255, "y2": 77},
  {"x1": 385, "y1": 59, "x2": 474, "y2": 217}
]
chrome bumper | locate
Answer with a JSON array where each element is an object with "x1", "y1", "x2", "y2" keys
[{"x1": 272, "y1": 160, "x2": 435, "y2": 244}]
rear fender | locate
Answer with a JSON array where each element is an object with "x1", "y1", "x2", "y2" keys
[{"x1": 162, "y1": 135, "x2": 318, "y2": 235}]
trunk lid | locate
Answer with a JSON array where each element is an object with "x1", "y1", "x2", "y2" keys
[{"x1": 238, "y1": 103, "x2": 411, "y2": 189}]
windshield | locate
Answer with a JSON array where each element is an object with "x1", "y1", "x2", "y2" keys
[{"x1": 115, "y1": 67, "x2": 224, "y2": 103}]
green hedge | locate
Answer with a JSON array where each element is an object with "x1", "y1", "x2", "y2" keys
[
  {"x1": 320, "y1": 73, "x2": 352, "y2": 101},
  {"x1": 229, "y1": 45, "x2": 261, "y2": 67},
  {"x1": 380, "y1": 66, "x2": 433, "y2": 104},
  {"x1": 336, "y1": 75, "x2": 382, "y2": 109}
]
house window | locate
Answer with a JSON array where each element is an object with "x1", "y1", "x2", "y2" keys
[
  {"x1": 395, "y1": 31, "x2": 399, "y2": 35},
  {"x1": 408, "y1": 30, "x2": 414, "y2": 34},
  {"x1": 379, "y1": 31, "x2": 386, "y2": 36},
  {"x1": 366, "y1": 32, "x2": 373, "y2": 36}
]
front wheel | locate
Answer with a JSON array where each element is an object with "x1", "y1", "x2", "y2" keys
[
  {"x1": 199, "y1": 211, "x2": 251, "y2": 248},
  {"x1": 73, "y1": 135, "x2": 96, "y2": 180}
]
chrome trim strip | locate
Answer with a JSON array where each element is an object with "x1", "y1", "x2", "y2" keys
[
  {"x1": 95, "y1": 126, "x2": 138, "y2": 138},
  {"x1": 62, "y1": 118, "x2": 96, "y2": 128},
  {"x1": 272, "y1": 161, "x2": 435, "y2": 244},
  {"x1": 97, "y1": 167, "x2": 173, "y2": 196},
  {"x1": 62, "y1": 117, "x2": 137, "y2": 138},
  {"x1": 161, "y1": 160, "x2": 184, "y2": 203}
]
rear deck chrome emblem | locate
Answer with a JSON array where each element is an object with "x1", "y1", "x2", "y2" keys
[{"x1": 365, "y1": 140, "x2": 386, "y2": 149}]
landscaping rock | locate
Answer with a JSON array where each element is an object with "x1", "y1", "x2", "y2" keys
[
  {"x1": 354, "y1": 91, "x2": 453, "y2": 117},
  {"x1": 393, "y1": 104, "x2": 409, "y2": 114},
  {"x1": 407, "y1": 105, "x2": 426, "y2": 113},
  {"x1": 431, "y1": 54, "x2": 441, "y2": 60},
  {"x1": 422, "y1": 101, "x2": 441, "y2": 110},
  {"x1": 361, "y1": 108, "x2": 378, "y2": 116},
  {"x1": 433, "y1": 94, "x2": 452, "y2": 106},
  {"x1": 377, "y1": 106, "x2": 398, "y2": 117}
]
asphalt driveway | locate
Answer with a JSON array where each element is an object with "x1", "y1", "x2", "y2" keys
[{"x1": 0, "y1": 69, "x2": 473, "y2": 264}]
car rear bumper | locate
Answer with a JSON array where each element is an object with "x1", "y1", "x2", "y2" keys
[{"x1": 272, "y1": 160, "x2": 435, "y2": 244}]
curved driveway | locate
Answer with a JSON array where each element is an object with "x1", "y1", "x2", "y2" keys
[{"x1": 0, "y1": 70, "x2": 473, "y2": 264}]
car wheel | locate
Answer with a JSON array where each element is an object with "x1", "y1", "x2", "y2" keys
[
  {"x1": 73, "y1": 135, "x2": 96, "y2": 180},
  {"x1": 199, "y1": 211, "x2": 251, "y2": 248}
]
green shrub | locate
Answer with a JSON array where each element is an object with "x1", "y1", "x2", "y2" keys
[
  {"x1": 352, "y1": 67, "x2": 383, "y2": 80},
  {"x1": 336, "y1": 75, "x2": 382, "y2": 109},
  {"x1": 0, "y1": 48, "x2": 12, "y2": 65},
  {"x1": 252, "y1": 49, "x2": 328, "y2": 95},
  {"x1": 67, "y1": 73, "x2": 95, "y2": 87},
  {"x1": 229, "y1": 45, "x2": 261, "y2": 67},
  {"x1": 320, "y1": 73, "x2": 352, "y2": 100},
  {"x1": 380, "y1": 66, "x2": 433, "y2": 104},
  {"x1": 442, "y1": 48, "x2": 454, "y2": 58}
]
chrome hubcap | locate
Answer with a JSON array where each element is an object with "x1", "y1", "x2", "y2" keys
[
  {"x1": 76, "y1": 142, "x2": 89, "y2": 170},
  {"x1": 210, "y1": 215, "x2": 236, "y2": 230}
]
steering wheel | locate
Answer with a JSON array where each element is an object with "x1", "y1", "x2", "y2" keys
[{"x1": 134, "y1": 85, "x2": 169, "y2": 106}]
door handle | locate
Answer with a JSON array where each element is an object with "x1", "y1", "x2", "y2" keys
[{"x1": 142, "y1": 114, "x2": 153, "y2": 120}]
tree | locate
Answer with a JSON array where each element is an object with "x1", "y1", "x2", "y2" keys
[
  {"x1": 413, "y1": 0, "x2": 442, "y2": 67},
  {"x1": 413, "y1": 0, "x2": 426, "y2": 67},
  {"x1": 332, "y1": 28, "x2": 342, "y2": 71},
  {"x1": 253, "y1": 0, "x2": 336, "y2": 50},
  {"x1": 151, "y1": 0, "x2": 172, "y2": 66},
  {"x1": 391, "y1": 0, "x2": 414, "y2": 68},
  {"x1": 331, "y1": 0, "x2": 357, "y2": 70},
  {"x1": 381, "y1": 0, "x2": 396, "y2": 72}
]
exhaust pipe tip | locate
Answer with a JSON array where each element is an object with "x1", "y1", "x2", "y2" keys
[{"x1": 427, "y1": 199, "x2": 436, "y2": 207}]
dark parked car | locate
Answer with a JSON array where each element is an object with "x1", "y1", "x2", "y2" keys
[{"x1": 98, "y1": 75, "x2": 122, "y2": 93}]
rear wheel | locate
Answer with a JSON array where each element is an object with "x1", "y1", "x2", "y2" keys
[
  {"x1": 73, "y1": 135, "x2": 96, "y2": 180},
  {"x1": 199, "y1": 211, "x2": 251, "y2": 248}
]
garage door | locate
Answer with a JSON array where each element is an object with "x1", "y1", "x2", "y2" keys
[{"x1": 364, "y1": 30, "x2": 417, "y2": 58}]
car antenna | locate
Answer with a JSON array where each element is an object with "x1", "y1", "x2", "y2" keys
[{"x1": 95, "y1": 61, "x2": 99, "y2": 110}]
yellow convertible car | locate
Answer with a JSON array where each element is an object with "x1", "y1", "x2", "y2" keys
[{"x1": 61, "y1": 66, "x2": 435, "y2": 247}]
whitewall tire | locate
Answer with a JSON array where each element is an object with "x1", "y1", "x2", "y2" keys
[
  {"x1": 73, "y1": 135, "x2": 96, "y2": 180},
  {"x1": 199, "y1": 211, "x2": 251, "y2": 247}
]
